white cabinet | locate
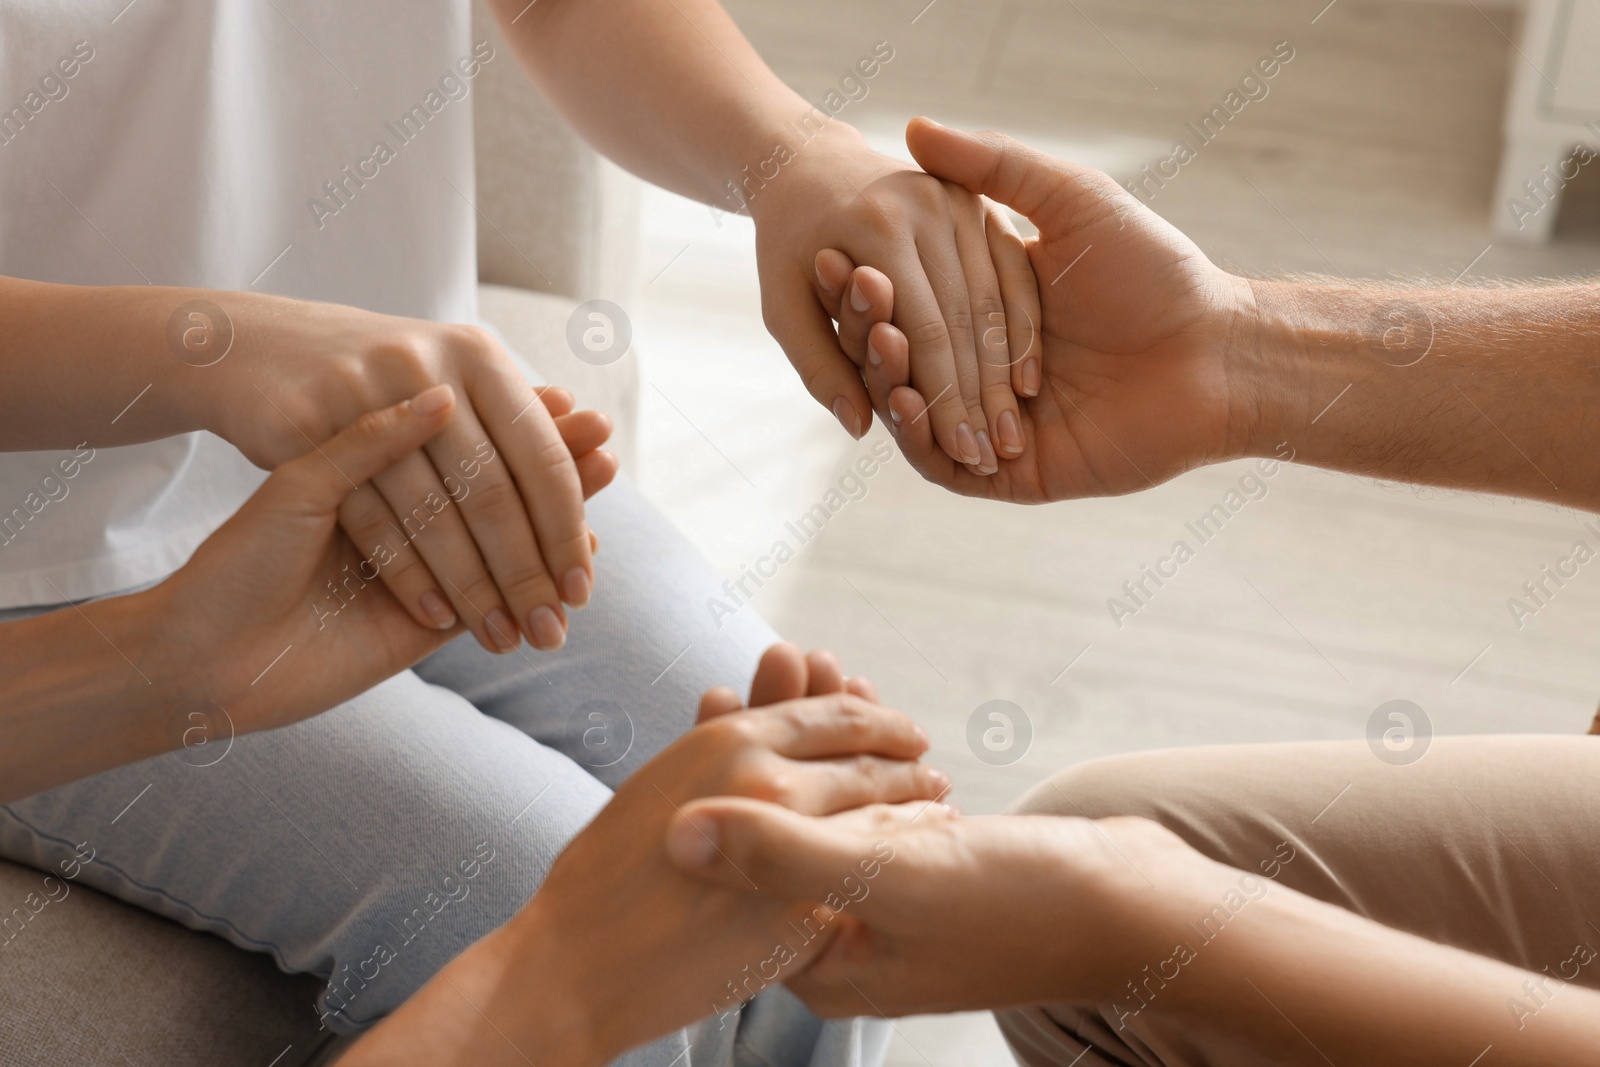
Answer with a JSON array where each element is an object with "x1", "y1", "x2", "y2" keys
[{"x1": 1495, "y1": 0, "x2": 1600, "y2": 240}]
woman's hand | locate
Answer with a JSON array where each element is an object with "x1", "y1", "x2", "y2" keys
[
  {"x1": 156, "y1": 384, "x2": 617, "y2": 737},
  {"x1": 751, "y1": 124, "x2": 1039, "y2": 475},
  {"x1": 344, "y1": 644, "x2": 948, "y2": 1067},
  {"x1": 192, "y1": 295, "x2": 603, "y2": 654}
]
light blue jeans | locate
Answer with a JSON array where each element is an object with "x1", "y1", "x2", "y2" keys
[{"x1": 0, "y1": 476, "x2": 888, "y2": 1067}]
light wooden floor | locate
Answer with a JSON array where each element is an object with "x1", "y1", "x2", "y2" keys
[{"x1": 631, "y1": 1, "x2": 1600, "y2": 1062}]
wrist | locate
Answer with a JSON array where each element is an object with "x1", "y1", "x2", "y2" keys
[
  {"x1": 743, "y1": 119, "x2": 872, "y2": 226},
  {"x1": 486, "y1": 901, "x2": 612, "y2": 1067}
]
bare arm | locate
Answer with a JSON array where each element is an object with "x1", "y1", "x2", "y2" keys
[
  {"x1": 0, "y1": 277, "x2": 208, "y2": 450},
  {"x1": 1245, "y1": 280, "x2": 1600, "y2": 511},
  {"x1": 671, "y1": 802, "x2": 1600, "y2": 1066}
]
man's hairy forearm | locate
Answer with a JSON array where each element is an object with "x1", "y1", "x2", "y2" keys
[
  {"x1": 1238, "y1": 280, "x2": 1600, "y2": 510},
  {"x1": 0, "y1": 276, "x2": 211, "y2": 451},
  {"x1": 490, "y1": 0, "x2": 850, "y2": 210}
]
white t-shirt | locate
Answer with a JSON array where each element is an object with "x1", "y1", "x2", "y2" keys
[{"x1": 0, "y1": 0, "x2": 483, "y2": 607}]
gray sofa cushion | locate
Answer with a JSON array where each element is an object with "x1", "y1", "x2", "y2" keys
[{"x1": 0, "y1": 858, "x2": 332, "y2": 1065}]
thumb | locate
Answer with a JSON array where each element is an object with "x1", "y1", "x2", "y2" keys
[
  {"x1": 266, "y1": 385, "x2": 456, "y2": 516},
  {"x1": 665, "y1": 797, "x2": 903, "y2": 899},
  {"x1": 905, "y1": 117, "x2": 1106, "y2": 233}
]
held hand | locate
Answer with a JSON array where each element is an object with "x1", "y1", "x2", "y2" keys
[
  {"x1": 155, "y1": 385, "x2": 618, "y2": 737},
  {"x1": 349, "y1": 647, "x2": 948, "y2": 1067},
  {"x1": 197, "y1": 296, "x2": 606, "y2": 654},
  {"x1": 832, "y1": 119, "x2": 1258, "y2": 503},
  {"x1": 667, "y1": 800, "x2": 1234, "y2": 1019},
  {"x1": 751, "y1": 124, "x2": 1039, "y2": 474}
]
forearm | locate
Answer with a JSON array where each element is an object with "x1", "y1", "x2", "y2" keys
[
  {"x1": 0, "y1": 587, "x2": 186, "y2": 803},
  {"x1": 491, "y1": 0, "x2": 853, "y2": 210},
  {"x1": 343, "y1": 905, "x2": 607, "y2": 1067},
  {"x1": 1239, "y1": 279, "x2": 1600, "y2": 509},
  {"x1": 0, "y1": 276, "x2": 229, "y2": 450},
  {"x1": 1159, "y1": 883, "x2": 1600, "y2": 1065}
]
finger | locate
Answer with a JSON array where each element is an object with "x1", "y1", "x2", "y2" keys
[
  {"x1": 987, "y1": 203, "x2": 1044, "y2": 405},
  {"x1": 470, "y1": 357, "x2": 595, "y2": 615},
  {"x1": 845, "y1": 676, "x2": 878, "y2": 702},
  {"x1": 666, "y1": 797, "x2": 923, "y2": 888},
  {"x1": 756, "y1": 694, "x2": 929, "y2": 762},
  {"x1": 804, "y1": 649, "x2": 846, "y2": 696},
  {"x1": 698, "y1": 686, "x2": 745, "y2": 723},
  {"x1": 338, "y1": 483, "x2": 458, "y2": 630},
  {"x1": 552, "y1": 409, "x2": 613, "y2": 458},
  {"x1": 748, "y1": 642, "x2": 810, "y2": 707},
  {"x1": 802, "y1": 756, "x2": 950, "y2": 815},
  {"x1": 813, "y1": 248, "x2": 856, "y2": 321},
  {"x1": 573, "y1": 449, "x2": 619, "y2": 500},
  {"x1": 906, "y1": 117, "x2": 1120, "y2": 234},
  {"x1": 835, "y1": 265, "x2": 894, "y2": 368},
  {"x1": 369, "y1": 449, "x2": 522, "y2": 654},
  {"x1": 861, "y1": 321, "x2": 910, "y2": 434},
  {"x1": 878, "y1": 238, "x2": 984, "y2": 469},
  {"x1": 765, "y1": 271, "x2": 873, "y2": 441},
  {"x1": 949, "y1": 190, "x2": 1019, "y2": 467},
  {"x1": 878, "y1": 373, "x2": 993, "y2": 498},
  {"x1": 536, "y1": 385, "x2": 575, "y2": 419},
  {"x1": 266, "y1": 385, "x2": 455, "y2": 516}
]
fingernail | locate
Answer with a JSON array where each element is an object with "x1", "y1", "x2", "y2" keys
[
  {"x1": 889, "y1": 406, "x2": 903, "y2": 425},
  {"x1": 833, "y1": 397, "x2": 863, "y2": 439},
  {"x1": 850, "y1": 281, "x2": 871, "y2": 313},
  {"x1": 997, "y1": 409, "x2": 1024, "y2": 455},
  {"x1": 560, "y1": 566, "x2": 591, "y2": 608},
  {"x1": 815, "y1": 264, "x2": 834, "y2": 293},
  {"x1": 419, "y1": 590, "x2": 457, "y2": 629},
  {"x1": 410, "y1": 384, "x2": 453, "y2": 416},
  {"x1": 1021, "y1": 359, "x2": 1041, "y2": 397},
  {"x1": 527, "y1": 605, "x2": 566, "y2": 651},
  {"x1": 975, "y1": 429, "x2": 998, "y2": 473},
  {"x1": 867, "y1": 339, "x2": 883, "y2": 367},
  {"x1": 955, "y1": 421, "x2": 981, "y2": 465},
  {"x1": 666, "y1": 813, "x2": 721, "y2": 869},
  {"x1": 485, "y1": 608, "x2": 519, "y2": 653}
]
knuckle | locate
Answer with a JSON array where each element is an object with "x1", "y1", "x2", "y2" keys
[
  {"x1": 904, "y1": 319, "x2": 950, "y2": 351},
  {"x1": 351, "y1": 405, "x2": 395, "y2": 439},
  {"x1": 464, "y1": 476, "x2": 524, "y2": 524},
  {"x1": 496, "y1": 561, "x2": 556, "y2": 601}
]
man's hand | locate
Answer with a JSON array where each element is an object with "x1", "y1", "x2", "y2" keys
[
  {"x1": 344, "y1": 645, "x2": 947, "y2": 1067},
  {"x1": 753, "y1": 124, "x2": 1040, "y2": 475},
  {"x1": 828, "y1": 119, "x2": 1258, "y2": 503},
  {"x1": 198, "y1": 294, "x2": 603, "y2": 654}
]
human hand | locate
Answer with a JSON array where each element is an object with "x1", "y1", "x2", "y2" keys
[
  {"x1": 155, "y1": 384, "x2": 617, "y2": 737},
  {"x1": 667, "y1": 800, "x2": 1234, "y2": 1019},
  {"x1": 195, "y1": 294, "x2": 604, "y2": 654},
  {"x1": 829, "y1": 119, "x2": 1258, "y2": 503},
  {"x1": 750, "y1": 123, "x2": 1040, "y2": 474},
  {"x1": 347, "y1": 645, "x2": 948, "y2": 1067}
]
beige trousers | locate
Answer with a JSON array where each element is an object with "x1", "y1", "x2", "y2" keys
[{"x1": 995, "y1": 735, "x2": 1600, "y2": 1067}]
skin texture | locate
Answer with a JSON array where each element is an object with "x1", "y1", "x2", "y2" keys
[
  {"x1": 342, "y1": 644, "x2": 946, "y2": 1067},
  {"x1": 837, "y1": 120, "x2": 1600, "y2": 513},
  {"x1": 0, "y1": 280, "x2": 598, "y2": 655},
  {"x1": 0, "y1": 386, "x2": 616, "y2": 803},
  {"x1": 667, "y1": 799, "x2": 1600, "y2": 1066},
  {"x1": 775, "y1": 120, "x2": 1600, "y2": 1065},
  {"x1": 490, "y1": 0, "x2": 1038, "y2": 473}
]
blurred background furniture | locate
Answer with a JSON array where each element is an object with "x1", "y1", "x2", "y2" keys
[
  {"x1": 0, "y1": 3, "x2": 642, "y2": 1064},
  {"x1": 1494, "y1": 0, "x2": 1600, "y2": 240}
]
